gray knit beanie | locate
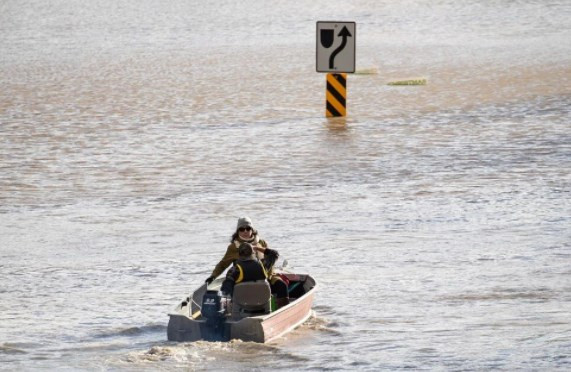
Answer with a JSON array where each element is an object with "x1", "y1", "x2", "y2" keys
[{"x1": 236, "y1": 216, "x2": 253, "y2": 230}]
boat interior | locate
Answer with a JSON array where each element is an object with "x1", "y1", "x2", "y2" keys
[{"x1": 176, "y1": 273, "x2": 315, "y2": 321}]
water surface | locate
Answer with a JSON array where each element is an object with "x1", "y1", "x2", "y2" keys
[{"x1": 1, "y1": 0, "x2": 570, "y2": 370}]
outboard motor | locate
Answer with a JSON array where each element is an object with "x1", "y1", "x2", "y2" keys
[
  {"x1": 201, "y1": 290, "x2": 224, "y2": 320},
  {"x1": 200, "y1": 290, "x2": 228, "y2": 341}
]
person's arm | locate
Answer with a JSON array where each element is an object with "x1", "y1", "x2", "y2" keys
[
  {"x1": 220, "y1": 266, "x2": 238, "y2": 295},
  {"x1": 255, "y1": 246, "x2": 279, "y2": 271},
  {"x1": 251, "y1": 239, "x2": 268, "y2": 260},
  {"x1": 209, "y1": 244, "x2": 237, "y2": 279},
  {"x1": 226, "y1": 265, "x2": 239, "y2": 281}
]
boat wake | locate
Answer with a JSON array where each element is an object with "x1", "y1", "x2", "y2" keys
[
  {"x1": 124, "y1": 344, "x2": 196, "y2": 364},
  {"x1": 296, "y1": 311, "x2": 342, "y2": 336},
  {"x1": 122, "y1": 339, "x2": 312, "y2": 367},
  {"x1": 93, "y1": 323, "x2": 167, "y2": 339}
]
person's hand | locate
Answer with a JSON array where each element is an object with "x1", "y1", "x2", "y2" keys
[
  {"x1": 253, "y1": 246, "x2": 266, "y2": 253},
  {"x1": 205, "y1": 277, "x2": 214, "y2": 285}
]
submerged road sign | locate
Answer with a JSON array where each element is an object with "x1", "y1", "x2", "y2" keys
[
  {"x1": 326, "y1": 73, "x2": 347, "y2": 117},
  {"x1": 316, "y1": 21, "x2": 356, "y2": 73}
]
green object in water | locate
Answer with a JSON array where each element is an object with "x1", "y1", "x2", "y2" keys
[
  {"x1": 354, "y1": 68, "x2": 378, "y2": 75},
  {"x1": 388, "y1": 78, "x2": 427, "y2": 86}
]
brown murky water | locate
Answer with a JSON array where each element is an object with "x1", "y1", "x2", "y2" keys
[{"x1": 1, "y1": 0, "x2": 570, "y2": 370}]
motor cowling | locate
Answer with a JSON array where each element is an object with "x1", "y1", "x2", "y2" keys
[
  {"x1": 201, "y1": 290, "x2": 225, "y2": 321},
  {"x1": 200, "y1": 290, "x2": 230, "y2": 341}
]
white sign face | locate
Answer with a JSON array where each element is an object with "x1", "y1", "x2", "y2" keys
[{"x1": 316, "y1": 21, "x2": 356, "y2": 73}]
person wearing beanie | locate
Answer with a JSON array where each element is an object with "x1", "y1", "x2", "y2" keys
[
  {"x1": 205, "y1": 217, "x2": 290, "y2": 308},
  {"x1": 205, "y1": 216, "x2": 267, "y2": 282}
]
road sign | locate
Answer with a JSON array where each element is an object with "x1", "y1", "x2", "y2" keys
[
  {"x1": 326, "y1": 73, "x2": 347, "y2": 117},
  {"x1": 316, "y1": 21, "x2": 356, "y2": 73}
]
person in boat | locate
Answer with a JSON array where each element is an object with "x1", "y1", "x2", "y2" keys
[
  {"x1": 220, "y1": 242, "x2": 274, "y2": 296},
  {"x1": 206, "y1": 217, "x2": 289, "y2": 307}
]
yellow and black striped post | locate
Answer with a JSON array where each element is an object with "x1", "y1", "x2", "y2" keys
[{"x1": 326, "y1": 73, "x2": 347, "y2": 117}]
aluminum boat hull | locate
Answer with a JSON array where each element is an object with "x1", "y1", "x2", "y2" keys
[{"x1": 167, "y1": 274, "x2": 316, "y2": 343}]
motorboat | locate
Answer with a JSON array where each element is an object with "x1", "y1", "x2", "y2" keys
[{"x1": 167, "y1": 271, "x2": 317, "y2": 343}]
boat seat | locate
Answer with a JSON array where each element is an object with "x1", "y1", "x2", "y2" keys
[{"x1": 231, "y1": 280, "x2": 271, "y2": 319}]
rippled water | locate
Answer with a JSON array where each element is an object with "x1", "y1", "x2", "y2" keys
[{"x1": 1, "y1": 0, "x2": 570, "y2": 370}]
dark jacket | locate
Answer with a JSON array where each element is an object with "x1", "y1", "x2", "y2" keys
[
  {"x1": 220, "y1": 248, "x2": 279, "y2": 296},
  {"x1": 210, "y1": 238, "x2": 269, "y2": 279}
]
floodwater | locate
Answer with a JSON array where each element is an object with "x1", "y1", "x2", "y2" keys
[{"x1": 1, "y1": 0, "x2": 570, "y2": 370}]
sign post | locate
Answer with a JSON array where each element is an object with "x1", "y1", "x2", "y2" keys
[
  {"x1": 326, "y1": 73, "x2": 347, "y2": 117},
  {"x1": 316, "y1": 21, "x2": 356, "y2": 117}
]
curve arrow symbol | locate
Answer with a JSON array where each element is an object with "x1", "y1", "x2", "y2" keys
[{"x1": 329, "y1": 26, "x2": 352, "y2": 69}]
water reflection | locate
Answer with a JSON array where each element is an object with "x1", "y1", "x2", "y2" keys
[{"x1": 325, "y1": 117, "x2": 349, "y2": 132}]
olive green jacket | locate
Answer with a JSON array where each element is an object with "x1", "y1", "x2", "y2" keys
[{"x1": 210, "y1": 238, "x2": 269, "y2": 279}]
